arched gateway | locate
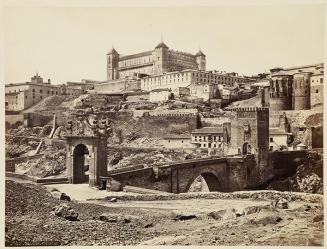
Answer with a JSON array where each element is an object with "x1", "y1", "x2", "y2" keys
[{"x1": 65, "y1": 109, "x2": 112, "y2": 187}]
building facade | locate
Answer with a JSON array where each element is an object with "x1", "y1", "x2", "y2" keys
[
  {"x1": 189, "y1": 83, "x2": 220, "y2": 101},
  {"x1": 310, "y1": 72, "x2": 324, "y2": 108},
  {"x1": 107, "y1": 42, "x2": 206, "y2": 81},
  {"x1": 5, "y1": 74, "x2": 82, "y2": 111},
  {"x1": 140, "y1": 69, "x2": 250, "y2": 92},
  {"x1": 149, "y1": 89, "x2": 172, "y2": 102},
  {"x1": 161, "y1": 135, "x2": 195, "y2": 149},
  {"x1": 191, "y1": 127, "x2": 225, "y2": 149},
  {"x1": 269, "y1": 128, "x2": 292, "y2": 151}
]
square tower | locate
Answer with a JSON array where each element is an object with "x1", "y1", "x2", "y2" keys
[{"x1": 229, "y1": 107, "x2": 270, "y2": 183}]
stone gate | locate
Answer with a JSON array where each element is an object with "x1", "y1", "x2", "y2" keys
[{"x1": 65, "y1": 108, "x2": 111, "y2": 187}]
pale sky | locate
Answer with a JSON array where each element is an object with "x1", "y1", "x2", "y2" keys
[{"x1": 3, "y1": 4, "x2": 325, "y2": 84}]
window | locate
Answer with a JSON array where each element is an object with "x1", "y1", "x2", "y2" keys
[
  {"x1": 203, "y1": 144, "x2": 206, "y2": 147},
  {"x1": 316, "y1": 89, "x2": 319, "y2": 93},
  {"x1": 270, "y1": 146, "x2": 273, "y2": 151},
  {"x1": 270, "y1": 137, "x2": 273, "y2": 142},
  {"x1": 32, "y1": 89, "x2": 35, "y2": 92},
  {"x1": 320, "y1": 78, "x2": 323, "y2": 84},
  {"x1": 40, "y1": 89, "x2": 43, "y2": 93}
]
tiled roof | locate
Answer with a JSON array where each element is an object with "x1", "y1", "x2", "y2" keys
[
  {"x1": 120, "y1": 51, "x2": 153, "y2": 61},
  {"x1": 195, "y1": 50, "x2": 205, "y2": 56},
  {"x1": 269, "y1": 128, "x2": 290, "y2": 135},
  {"x1": 164, "y1": 134, "x2": 190, "y2": 139},
  {"x1": 155, "y1": 42, "x2": 169, "y2": 49}
]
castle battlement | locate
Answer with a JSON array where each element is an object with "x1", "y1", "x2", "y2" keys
[{"x1": 226, "y1": 107, "x2": 269, "y2": 112}]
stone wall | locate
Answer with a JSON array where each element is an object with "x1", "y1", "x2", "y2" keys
[{"x1": 23, "y1": 113, "x2": 53, "y2": 128}]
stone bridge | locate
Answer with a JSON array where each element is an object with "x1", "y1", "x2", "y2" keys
[{"x1": 103, "y1": 155, "x2": 257, "y2": 193}]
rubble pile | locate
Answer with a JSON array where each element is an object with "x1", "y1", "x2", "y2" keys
[
  {"x1": 5, "y1": 136, "x2": 40, "y2": 158},
  {"x1": 108, "y1": 145, "x2": 207, "y2": 170},
  {"x1": 108, "y1": 148, "x2": 196, "y2": 169},
  {"x1": 5, "y1": 180, "x2": 59, "y2": 217},
  {"x1": 23, "y1": 149, "x2": 67, "y2": 178}
]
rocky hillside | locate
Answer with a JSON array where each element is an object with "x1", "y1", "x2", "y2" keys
[{"x1": 268, "y1": 150, "x2": 323, "y2": 194}]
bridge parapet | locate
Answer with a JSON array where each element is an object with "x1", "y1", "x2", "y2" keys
[{"x1": 104, "y1": 155, "x2": 255, "y2": 193}]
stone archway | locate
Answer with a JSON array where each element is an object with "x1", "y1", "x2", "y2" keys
[
  {"x1": 66, "y1": 136, "x2": 108, "y2": 187},
  {"x1": 186, "y1": 169, "x2": 224, "y2": 192},
  {"x1": 72, "y1": 144, "x2": 89, "y2": 184}
]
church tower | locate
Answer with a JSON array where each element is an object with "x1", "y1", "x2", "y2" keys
[
  {"x1": 107, "y1": 47, "x2": 120, "y2": 81},
  {"x1": 152, "y1": 41, "x2": 169, "y2": 75},
  {"x1": 195, "y1": 50, "x2": 206, "y2": 71}
]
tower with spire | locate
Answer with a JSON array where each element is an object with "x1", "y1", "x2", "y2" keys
[
  {"x1": 152, "y1": 39, "x2": 169, "y2": 75},
  {"x1": 107, "y1": 47, "x2": 120, "y2": 81}
]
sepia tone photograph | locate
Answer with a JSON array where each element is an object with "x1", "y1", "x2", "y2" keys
[{"x1": 2, "y1": 0, "x2": 325, "y2": 247}]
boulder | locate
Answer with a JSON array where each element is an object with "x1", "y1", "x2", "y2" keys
[
  {"x1": 273, "y1": 198, "x2": 289, "y2": 209},
  {"x1": 99, "y1": 213, "x2": 138, "y2": 223},
  {"x1": 99, "y1": 213, "x2": 118, "y2": 223},
  {"x1": 172, "y1": 212, "x2": 197, "y2": 221},
  {"x1": 52, "y1": 204, "x2": 78, "y2": 221},
  {"x1": 312, "y1": 214, "x2": 323, "y2": 222},
  {"x1": 107, "y1": 178, "x2": 123, "y2": 192},
  {"x1": 250, "y1": 215, "x2": 282, "y2": 226},
  {"x1": 208, "y1": 211, "x2": 224, "y2": 220},
  {"x1": 60, "y1": 193, "x2": 71, "y2": 202},
  {"x1": 244, "y1": 204, "x2": 273, "y2": 215}
]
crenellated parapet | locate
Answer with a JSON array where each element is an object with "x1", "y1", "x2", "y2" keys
[{"x1": 225, "y1": 107, "x2": 269, "y2": 112}]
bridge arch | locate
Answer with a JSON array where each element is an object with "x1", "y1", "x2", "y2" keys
[{"x1": 185, "y1": 168, "x2": 225, "y2": 192}]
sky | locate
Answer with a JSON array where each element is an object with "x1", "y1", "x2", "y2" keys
[{"x1": 3, "y1": 3, "x2": 325, "y2": 84}]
